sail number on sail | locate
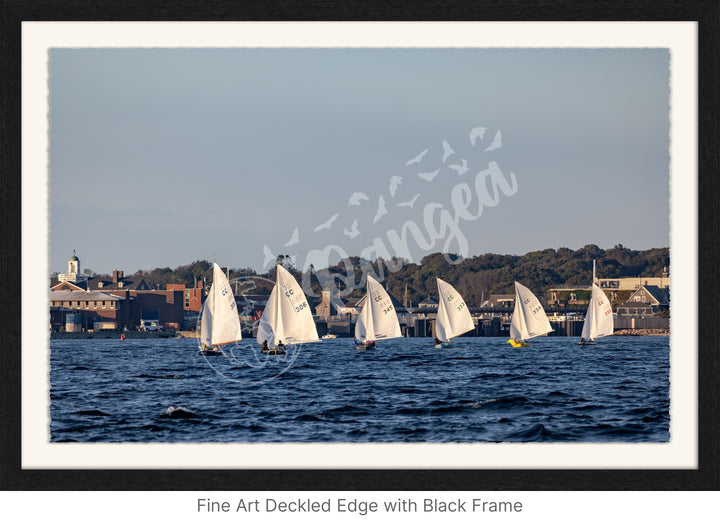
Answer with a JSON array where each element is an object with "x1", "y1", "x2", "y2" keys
[
  {"x1": 372, "y1": 293, "x2": 395, "y2": 315},
  {"x1": 282, "y1": 286, "x2": 309, "y2": 312},
  {"x1": 444, "y1": 292, "x2": 466, "y2": 312},
  {"x1": 597, "y1": 298, "x2": 612, "y2": 317}
]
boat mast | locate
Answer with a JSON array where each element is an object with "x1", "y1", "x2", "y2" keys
[
  {"x1": 364, "y1": 278, "x2": 375, "y2": 342},
  {"x1": 211, "y1": 260, "x2": 216, "y2": 346},
  {"x1": 274, "y1": 266, "x2": 281, "y2": 347}
]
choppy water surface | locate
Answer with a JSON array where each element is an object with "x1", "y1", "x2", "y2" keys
[{"x1": 50, "y1": 336, "x2": 669, "y2": 443}]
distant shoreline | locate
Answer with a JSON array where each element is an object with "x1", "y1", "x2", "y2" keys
[
  {"x1": 50, "y1": 330, "x2": 182, "y2": 340},
  {"x1": 613, "y1": 329, "x2": 670, "y2": 336},
  {"x1": 50, "y1": 330, "x2": 669, "y2": 339}
]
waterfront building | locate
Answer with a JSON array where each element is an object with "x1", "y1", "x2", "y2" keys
[
  {"x1": 597, "y1": 271, "x2": 670, "y2": 291},
  {"x1": 50, "y1": 290, "x2": 128, "y2": 332},
  {"x1": 166, "y1": 281, "x2": 205, "y2": 312},
  {"x1": 479, "y1": 293, "x2": 515, "y2": 311},
  {"x1": 52, "y1": 267, "x2": 152, "y2": 293},
  {"x1": 617, "y1": 285, "x2": 669, "y2": 316},
  {"x1": 547, "y1": 271, "x2": 670, "y2": 311},
  {"x1": 315, "y1": 290, "x2": 356, "y2": 318},
  {"x1": 417, "y1": 297, "x2": 438, "y2": 310},
  {"x1": 51, "y1": 253, "x2": 185, "y2": 331}
]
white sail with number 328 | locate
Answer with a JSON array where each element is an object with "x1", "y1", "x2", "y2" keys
[
  {"x1": 581, "y1": 262, "x2": 614, "y2": 342},
  {"x1": 581, "y1": 283, "x2": 614, "y2": 340}
]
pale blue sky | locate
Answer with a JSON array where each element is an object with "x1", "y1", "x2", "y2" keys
[{"x1": 49, "y1": 48, "x2": 670, "y2": 275}]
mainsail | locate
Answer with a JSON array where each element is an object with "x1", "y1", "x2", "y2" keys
[
  {"x1": 256, "y1": 265, "x2": 319, "y2": 348},
  {"x1": 355, "y1": 275, "x2": 402, "y2": 342},
  {"x1": 581, "y1": 264, "x2": 614, "y2": 340},
  {"x1": 199, "y1": 289, "x2": 213, "y2": 347},
  {"x1": 200, "y1": 262, "x2": 243, "y2": 347},
  {"x1": 435, "y1": 278, "x2": 475, "y2": 341},
  {"x1": 509, "y1": 281, "x2": 552, "y2": 341}
]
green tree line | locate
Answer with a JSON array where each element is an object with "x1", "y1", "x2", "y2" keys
[{"x1": 95, "y1": 244, "x2": 668, "y2": 309}]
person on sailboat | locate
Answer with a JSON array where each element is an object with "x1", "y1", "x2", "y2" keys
[
  {"x1": 354, "y1": 337, "x2": 375, "y2": 349},
  {"x1": 199, "y1": 343, "x2": 219, "y2": 354},
  {"x1": 261, "y1": 340, "x2": 269, "y2": 352},
  {"x1": 434, "y1": 337, "x2": 442, "y2": 345},
  {"x1": 277, "y1": 340, "x2": 286, "y2": 353}
]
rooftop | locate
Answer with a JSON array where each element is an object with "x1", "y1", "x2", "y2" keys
[{"x1": 50, "y1": 291, "x2": 125, "y2": 301}]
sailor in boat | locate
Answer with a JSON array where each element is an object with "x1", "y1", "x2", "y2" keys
[
  {"x1": 199, "y1": 343, "x2": 221, "y2": 355},
  {"x1": 261, "y1": 340, "x2": 269, "y2": 352},
  {"x1": 277, "y1": 340, "x2": 286, "y2": 353},
  {"x1": 353, "y1": 338, "x2": 376, "y2": 350}
]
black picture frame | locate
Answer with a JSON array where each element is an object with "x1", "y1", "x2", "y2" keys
[{"x1": 1, "y1": 0, "x2": 717, "y2": 491}]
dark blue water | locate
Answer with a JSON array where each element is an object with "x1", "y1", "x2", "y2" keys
[{"x1": 50, "y1": 336, "x2": 670, "y2": 443}]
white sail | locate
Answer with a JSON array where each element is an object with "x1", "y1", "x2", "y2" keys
[
  {"x1": 256, "y1": 265, "x2": 319, "y2": 348},
  {"x1": 581, "y1": 283, "x2": 614, "y2": 340},
  {"x1": 207, "y1": 263, "x2": 243, "y2": 346},
  {"x1": 435, "y1": 278, "x2": 475, "y2": 341},
  {"x1": 256, "y1": 284, "x2": 280, "y2": 347},
  {"x1": 509, "y1": 281, "x2": 552, "y2": 341},
  {"x1": 199, "y1": 286, "x2": 213, "y2": 347},
  {"x1": 355, "y1": 275, "x2": 402, "y2": 341}
]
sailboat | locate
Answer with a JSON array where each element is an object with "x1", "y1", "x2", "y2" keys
[
  {"x1": 507, "y1": 281, "x2": 553, "y2": 347},
  {"x1": 256, "y1": 265, "x2": 319, "y2": 354},
  {"x1": 354, "y1": 275, "x2": 402, "y2": 350},
  {"x1": 434, "y1": 278, "x2": 475, "y2": 348},
  {"x1": 199, "y1": 262, "x2": 243, "y2": 356},
  {"x1": 579, "y1": 261, "x2": 614, "y2": 345}
]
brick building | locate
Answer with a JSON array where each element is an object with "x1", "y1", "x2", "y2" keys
[
  {"x1": 50, "y1": 253, "x2": 188, "y2": 331},
  {"x1": 50, "y1": 290, "x2": 129, "y2": 332},
  {"x1": 166, "y1": 281, "x2": 205, "y2": 313}
]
